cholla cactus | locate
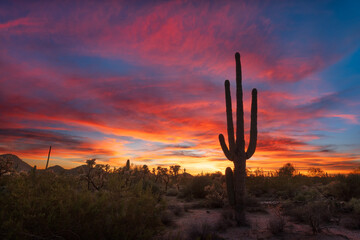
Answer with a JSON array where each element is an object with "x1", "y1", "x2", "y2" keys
[
  {"x1": 84, "y1": 159, "x2": 107, "y2": 191},
  {"x1": 219, "y1": 52, "x2": 258, "y2": 225}
]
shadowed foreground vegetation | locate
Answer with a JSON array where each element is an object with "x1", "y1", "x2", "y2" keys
[
  {"x1": 0, "y1": 167, "x2": 165, "y2": 239},
  {"x1": 1, "y1": 156, "x2": 360, "y2": 239}
]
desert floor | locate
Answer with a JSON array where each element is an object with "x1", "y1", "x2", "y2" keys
[{"x1": 161, "y1": 196, "x2": 360, "y2": 240}]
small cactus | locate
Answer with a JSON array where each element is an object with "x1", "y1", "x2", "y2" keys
[
  {"x1": 125, "y1": 159, "x2": 130, "y2": 171},
  {"x1": 225, "y1": 167, "x2": 235, "y2": 206}
]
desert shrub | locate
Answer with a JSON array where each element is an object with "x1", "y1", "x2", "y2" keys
[
  {"x1": 268, "y1": 209, "x2": 285, "y2": 235},
  {"x1": 166, "y1": 187, "x2": 178, "y2": 196},
  {"x1": 187, "y1": 222, "x2": 223, "y2": 240},
  {"x1": 270, "y1": 177, "x2": 299, "y2": 199},
  {"x1": 204, "y1": 183, "x2": 225, "y2": 208},
  {"x1": 282, "y1": 201, "x2": 301, "y2": 222},
  {"x1": 190, "y1": 176, "x2": 212, "y2": 199},
  {"x1": 160, "y1": 210, "x2": 175, "y2": 226},
  {"x1": 308, "y1": 167, "x2": 325, "y2": 177},
  {"x1": 215, "y1": 208, "x2": 235, "y2": 231},
  {"x1": 142, "y1": 178, "x2": 162, "y2": 195},
  {"x1": 246, "y1": 175, "x2": 271, "y2": 197},
  {"x1": 321, "y1": 180, "x2": 349, "y2": 201},
  {"x1": 324, "y1": 174, "x2": 360, "y2": 200},
  {"x1": 180, "y1": 176, "x2": 212, "y2": 200},
  {"x1": 0, "y1": 172, "x2": 164, "y2": 240},
  {"x1": 348, "y1": 198, "x2": 360, "y2": 214},
  {"x1": 178, "y1": 185, "x2": 193, "y2": 201},
  {"x1": 278, "y1": 163, "x2": 296, "y2": 177},
  {"x1": 283, "y1": 200, "x2": 332, "y2": 234},
  {"x1": 246, "y1": 168, "x2": 335, "y2": 200},
  {"x1": 342, "y1": 215, "x2": 360, "y2": 230},
  {"x1": 168, "y1": 204, "x2": 184, "y2": 217},
  {"x1": 245, "y1": 194, "x2": 266, "y2": 213},
  {"x1": 345, "y1": 174, "x2": 360, "y2": 198},
  {"x1": 293, "y1": 186, "x2": 322, "y2": 203},
  {"x1": 245, "y1": 194, "x2": 260, "y2": 207},
  {"x1": 221, "y1": 208, "x2": 235, "y2": 221},
  {"x1": 344, "y1": 197, "x2": 360, "y2": 229}
]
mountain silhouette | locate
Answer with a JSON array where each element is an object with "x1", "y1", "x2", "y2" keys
[
  {"x1": 0, "y1": 154, "x2": 87, "y2": 174},
  {"x1": 0, "y1": 154, "x2": 32, "y2": 172},
  {"x1": 66, "y1": 165, "x2": 89, "y2": 175},
  {"x1": 46, "y1": 165, "x2": 65, "y2": 174}
]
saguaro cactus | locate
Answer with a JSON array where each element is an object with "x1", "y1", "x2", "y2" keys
[{"x1": 219, "y1": 52, "x2": 257, "y2": 225}]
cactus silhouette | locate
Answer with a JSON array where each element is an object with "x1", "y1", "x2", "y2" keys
[
  {"x1": 225, "y1": 167, "x2": 235, "y2": 207},
  {"x1": 45, "y1": 146, "x2": 52, "y2": 170},
  {"x1": 125, "y1": 159, "x2": 130, "y2": 171},
  {"x1": 219, "y1": 52, "x2": 257, "y2": 225}
]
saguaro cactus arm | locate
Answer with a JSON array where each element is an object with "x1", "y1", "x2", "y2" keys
[
  {"x1": 219, "y1": 78, "x2": 236, "y2": 161},
  {"x1": 246, "y1": 88, "x2": 257, "y2": 159},
  {"x1": 225, "y1": 80, "x2": 235, "y2": 153},
  {"x1": 235, "y1": 53, "x2": 245, "y2": 152},
  {"x1": 219, "y1": 134, "x2": 232, "y2": 161}
]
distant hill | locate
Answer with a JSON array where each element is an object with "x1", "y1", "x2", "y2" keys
[
  {"x1": 0, "y1": 154, "x2": 33, "y2": 172},
  {"x1": 67, "y1": 165, "x2": 88, "y2": 175},
  {"x1": 46, "y1": 165, "x2": 65, "y2": 174},
  {"x1": 0, "y1": 153, "x2": 90, "y2": 175},
  {"x1": 182, "y1": 172, "x2": 193, "y2": 178},
  {"x1": 0, "y1": 154, "x2": 193, "y2": 178}
]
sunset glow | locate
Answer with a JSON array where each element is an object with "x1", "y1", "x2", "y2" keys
[{"x1": 1, "y1": 1, "x2": 359, "y2": 174}]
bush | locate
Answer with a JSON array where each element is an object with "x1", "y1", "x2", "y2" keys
[
  {"x1": 293, "y1": 186, "x2": 322, "y2": 203},
  {"x1": 246, "y1": 175, "x2": 271, "y2": 197},
  {"x1": 215, "y1": 208, "x2": 235, "y2": 231},
  {"x1": 268, "y1": 209, "x2": 285, "y2": 235},
  {"x1": 278, "y1": 163, "x2": 296, "y2": 177},
  {"x1": 179, "y1": 176, "x2": 212, "y2": 200},
  {"x1": 245, "y1": 194, "x2": 266, "y2": 213},
  {"x1": 0, "y1": 172, "x2": 164, "y2": 239},
  {"x1": 205, "y1": 183, "x2": 225, "y2": 208},
  {"x1": 166, "y1": 188, "x2": 178, "y2": 196},
  {"x1": 342, "y1": 198, "x2": 360, "y2": 230},
  {"x1": 187, "y1": 222, "x2": 223, "y2": 240},
  {"x1": 160, "y1": 210, "x2": 175, "y2": 226},
  {"x1": 168, "y1": 204, "x2": 184, "y2": 217},
  {"x1": 349, "y1": 198, "x2": 360, "y2": 214},
  {"x1": 342, "y1": 215, "x2": 360, "y2": 230},
  {"x1": 246, "y1": 170, "x2": 334, "y2": 200},
  {"x1": 324, "y1": 174, "x2": 360, "y2": 200},
  {"x1": 190, "y1": 176, "x2": 212, "y2": 199},
  {"x1": 345, "y1": 174, "x2": 360, "y2": 199},
  {"x1": 283, "y1": 201, "x2": 331, "y2": 234},
  {"x1": 245, "y1": 194, "x2": 260, "y2": 207}
]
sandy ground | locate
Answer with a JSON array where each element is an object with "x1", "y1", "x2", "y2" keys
[{"x1": 161, "y1": 196, "x2": 360, "y2": 240}]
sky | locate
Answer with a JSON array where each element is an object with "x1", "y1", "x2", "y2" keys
[{"x1": 0, "y1": 0, "x2": 359, "y2": 174}]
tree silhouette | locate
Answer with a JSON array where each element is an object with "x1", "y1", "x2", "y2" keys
[{"x1": 278, "y1": 163, "x2": 296, "y2": 177}]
